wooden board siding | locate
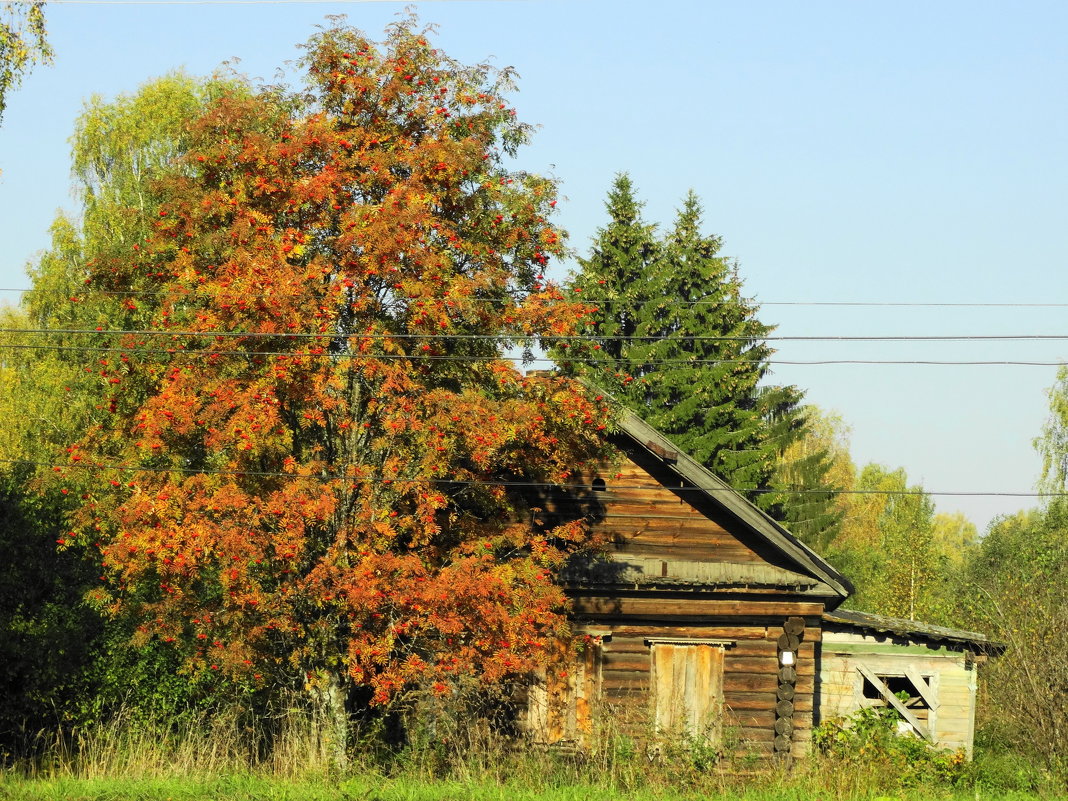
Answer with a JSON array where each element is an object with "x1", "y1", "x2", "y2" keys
[
  {"x1": 819, "y1": 632, "x2": 979, "y2": 755},
  {"x1": 528, "y1": 639, "x2": 602, "y2": 747},
  {"x1": 572, "y1": 597, "x2": 825, "y2": 620},
  {"x1": 651, "y1": 642, "x2": 725, "y2": 741},
  {"x1": 590, "y1": 454, "x2": 767, "y2": 565},
  {"x1": 580, "y1": 618, "x2": 822, "y2": 758}
]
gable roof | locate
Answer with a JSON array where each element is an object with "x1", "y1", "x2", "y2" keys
[{"x1": 609, "y1": 405, "x2": 854, "y2": 605}]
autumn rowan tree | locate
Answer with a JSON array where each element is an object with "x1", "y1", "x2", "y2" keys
[{"x1": 58, "y1": 17, "x2": 609, "y2": 722}]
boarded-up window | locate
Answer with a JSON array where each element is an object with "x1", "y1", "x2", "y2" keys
[
  {"x1": 855, "y1": 664, "x2": 937, "y2": 742},
  {"x1": 649, "y1": 639, "x2": 728, "y2": 742},
  {"x1": 528, "y1": 638, "x2": 603, "y2": 746}
]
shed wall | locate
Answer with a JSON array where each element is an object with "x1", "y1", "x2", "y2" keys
[{"x1": 819, "y1": 631, "x2": 978, "y2": 754}]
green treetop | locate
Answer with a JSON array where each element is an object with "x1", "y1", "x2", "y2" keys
[{"x1": 561, "y1": 175, "x2": 830, "y2": 528}]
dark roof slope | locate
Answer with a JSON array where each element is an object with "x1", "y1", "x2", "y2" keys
[
  {"x1": 612, "y1": 406, "x2": 854, "y2": 604},
  {"x1": 824, "y1": 608, "x2": 1006, "y2": 653}
]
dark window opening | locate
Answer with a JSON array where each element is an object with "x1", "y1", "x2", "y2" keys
[
  {"x1": 862, "y1": 674, "x2": 931, "y2": 710},
  {"x1": 591, "y1": 477, "x2": 606, "y2": 492}
]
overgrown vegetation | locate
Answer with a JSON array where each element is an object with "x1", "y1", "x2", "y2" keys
[
  {"x1": 0, "y1": 699, "x2": 1056, "y2": 800},
  {"x1": 2, "y1": 12, "x2": 1067, "y2": 801}
]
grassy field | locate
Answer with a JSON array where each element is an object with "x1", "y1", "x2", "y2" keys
[
  {"x1": 0, "y1": 709, "x2": 1056, "y2": 801},
  {"x1": 0, "y1": 775, "x2": 1052, "y2": 801}
]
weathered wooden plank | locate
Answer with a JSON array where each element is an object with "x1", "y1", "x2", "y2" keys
[
  {"x1": 653, "y1": 644, "x2": 675, "y2": 733},
  {"x1": 572, "y1": 597, "x2": 826, "y2": 618},
  {"x1": 903, "y1": 666, "x2": 938, "y2": 711},
  {"x1": 729, "y1": 698, "x2": 812, "y2": 715},
  {"x1": 606, "y1": 542, "x2": 763, "y2": 562},
  {"x1": 601, "y1": 655, "x2": 649, "y2": 672},
  {"x1": 856, "y1": 664, "x2": 933, "y2": 742},
  {"x1": 724, "y1": 674, "x2": 779, "y2": 693},
  {"x1": 609, "y1": 625, "x2": 772, "y2": 639},
  {"x1": 725, "y1": 657, "x2": 814, "y2": 677},
  {"x1": 604, "y1": 636, "x2": 779, "y2": 655}
]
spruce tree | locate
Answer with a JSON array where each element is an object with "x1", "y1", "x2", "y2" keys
[
  {"x1": 563, "y1": 176, "x2": 838, "y2": 536},
  {"x1": 559, "y1": 173, "x2": 659, "y2": 379}
]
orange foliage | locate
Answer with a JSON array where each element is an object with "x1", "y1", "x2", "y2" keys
[{"x1": 61, "y1": 18, "x2": 609, "y2": 705}]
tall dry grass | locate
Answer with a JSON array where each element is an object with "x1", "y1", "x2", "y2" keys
[{"x1": 0, "y1": 693, "x2": 1054, "y2": 800}]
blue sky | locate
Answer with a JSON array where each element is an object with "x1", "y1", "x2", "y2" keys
[{"x1": 2, "y1": 0, "x2": 1067, "y2": 530}]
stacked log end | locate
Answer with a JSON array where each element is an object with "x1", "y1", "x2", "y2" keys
[{"x1": 774, "y1": 616, "x2": 806, "y2": 758}]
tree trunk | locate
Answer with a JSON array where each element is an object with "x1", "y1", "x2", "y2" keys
[{"x1": 311, "y1": 672, "x2": 349, "y2": 772}]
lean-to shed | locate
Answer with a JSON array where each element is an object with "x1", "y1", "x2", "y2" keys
[
  {"x1": 525, "y1": 406, "x2": 999, "y2": 759},
  {"x1": 818, "y1": 609, "x2": 1005, "y2": 755}
]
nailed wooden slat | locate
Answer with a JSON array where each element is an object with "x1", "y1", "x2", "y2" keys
[
  {"x1": 856, "y1": 664, "x2": 932, "y2": 742},
  {"x1": 653, "y1": 643, "x2": 675, "y2": 734},
  {"x1": 611, "y1": 625, "x2": 770, "y2": 639},
  {"x1": 903, "y1": 666, "x2": 939, "y2": 711},
  {"x1": 571, "y1": 598, "x2": 826, "y2": 618}
]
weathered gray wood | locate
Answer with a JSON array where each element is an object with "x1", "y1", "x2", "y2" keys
[
  {"x1": 904, "y1": 666, "x2": 938, "y2": 711},
  {"x1": 856, "y1": 663, "x2": 932, "y2": 742},
  {"x1": 777, "y1": 632, "x2": 801, "y2": 651}
]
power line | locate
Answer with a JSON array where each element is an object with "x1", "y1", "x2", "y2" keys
[
  {"x1": 5, "y1": 326, "x2": 1068, "y2": 343},
  {"x1": 0, "y1": 342, "x2": 1063, "y2": 366},
  {"x1": 2, "y1": 457, "x2": 1060, "y2": 498},
  {"x1": 4, "y1": 286, "x2": 1068, "y2": 309},
  {"x1": 1, "y1": 0, "x2": 507, "y2": 4}
]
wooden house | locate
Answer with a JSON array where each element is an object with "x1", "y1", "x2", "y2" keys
[{"x1": 526, "y1": 406, "x2": 1000, "y2": 759}]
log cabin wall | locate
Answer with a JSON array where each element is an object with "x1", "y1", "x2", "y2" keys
[
  {"x1": 558, "y1": 447, "x2": 845, "y2": 758},
  {"x1": 592, "y1": 450, "x2": 766, "y2": 565},
  {"x1": 571, "y1": 609, "x2": 823, "y2": 758},
  {"x1": 525, "y1": 407, "x2": 1001, "y2": 761},
  {"x1": 589, "y1": 445, "x2": 818, "y2": 574},
  {"x1": 528, "y1": 408, "x2": 854, "y2": 758}
]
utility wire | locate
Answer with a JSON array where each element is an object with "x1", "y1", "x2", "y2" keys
[
  {"x1": 4, "y1": 287, "x2": 1068, "y2": 309},
  {"x1": 3, "y1": 457, "x2": 1060, "y2": 498},
  {"x1": 5, "y1": 326, "x2": 1068, "y2": 343},
  {"x1": 0, "y1": 342, "x2": 1063, "y2": 366},
  {"x1": 0, "y1": 0, "x2": 505, "y2": 4}
]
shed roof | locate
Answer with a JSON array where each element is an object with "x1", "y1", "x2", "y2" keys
[{"x1": 823, "y1": 608, "x2": 1006, "y2": 653}]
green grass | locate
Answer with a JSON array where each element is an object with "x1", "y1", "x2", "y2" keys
[
  {"x1": 0, "y1": 774, "x2": 1052, "y2": 801},
  {"x1": 0, "y1": 708, "x2": 1057, "y2": 801}
]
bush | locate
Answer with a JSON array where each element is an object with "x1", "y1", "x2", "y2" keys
[{"x1": 812, "y1": 703, "x2": 969, "y2": 789}]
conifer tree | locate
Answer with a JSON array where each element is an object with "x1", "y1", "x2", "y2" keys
[
  {"x1": 563, "y1": 176, "x2": 835, "y2": 530},
  {"x1": 559, "y1": 173, "x2": 658, "y2": 379}
]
